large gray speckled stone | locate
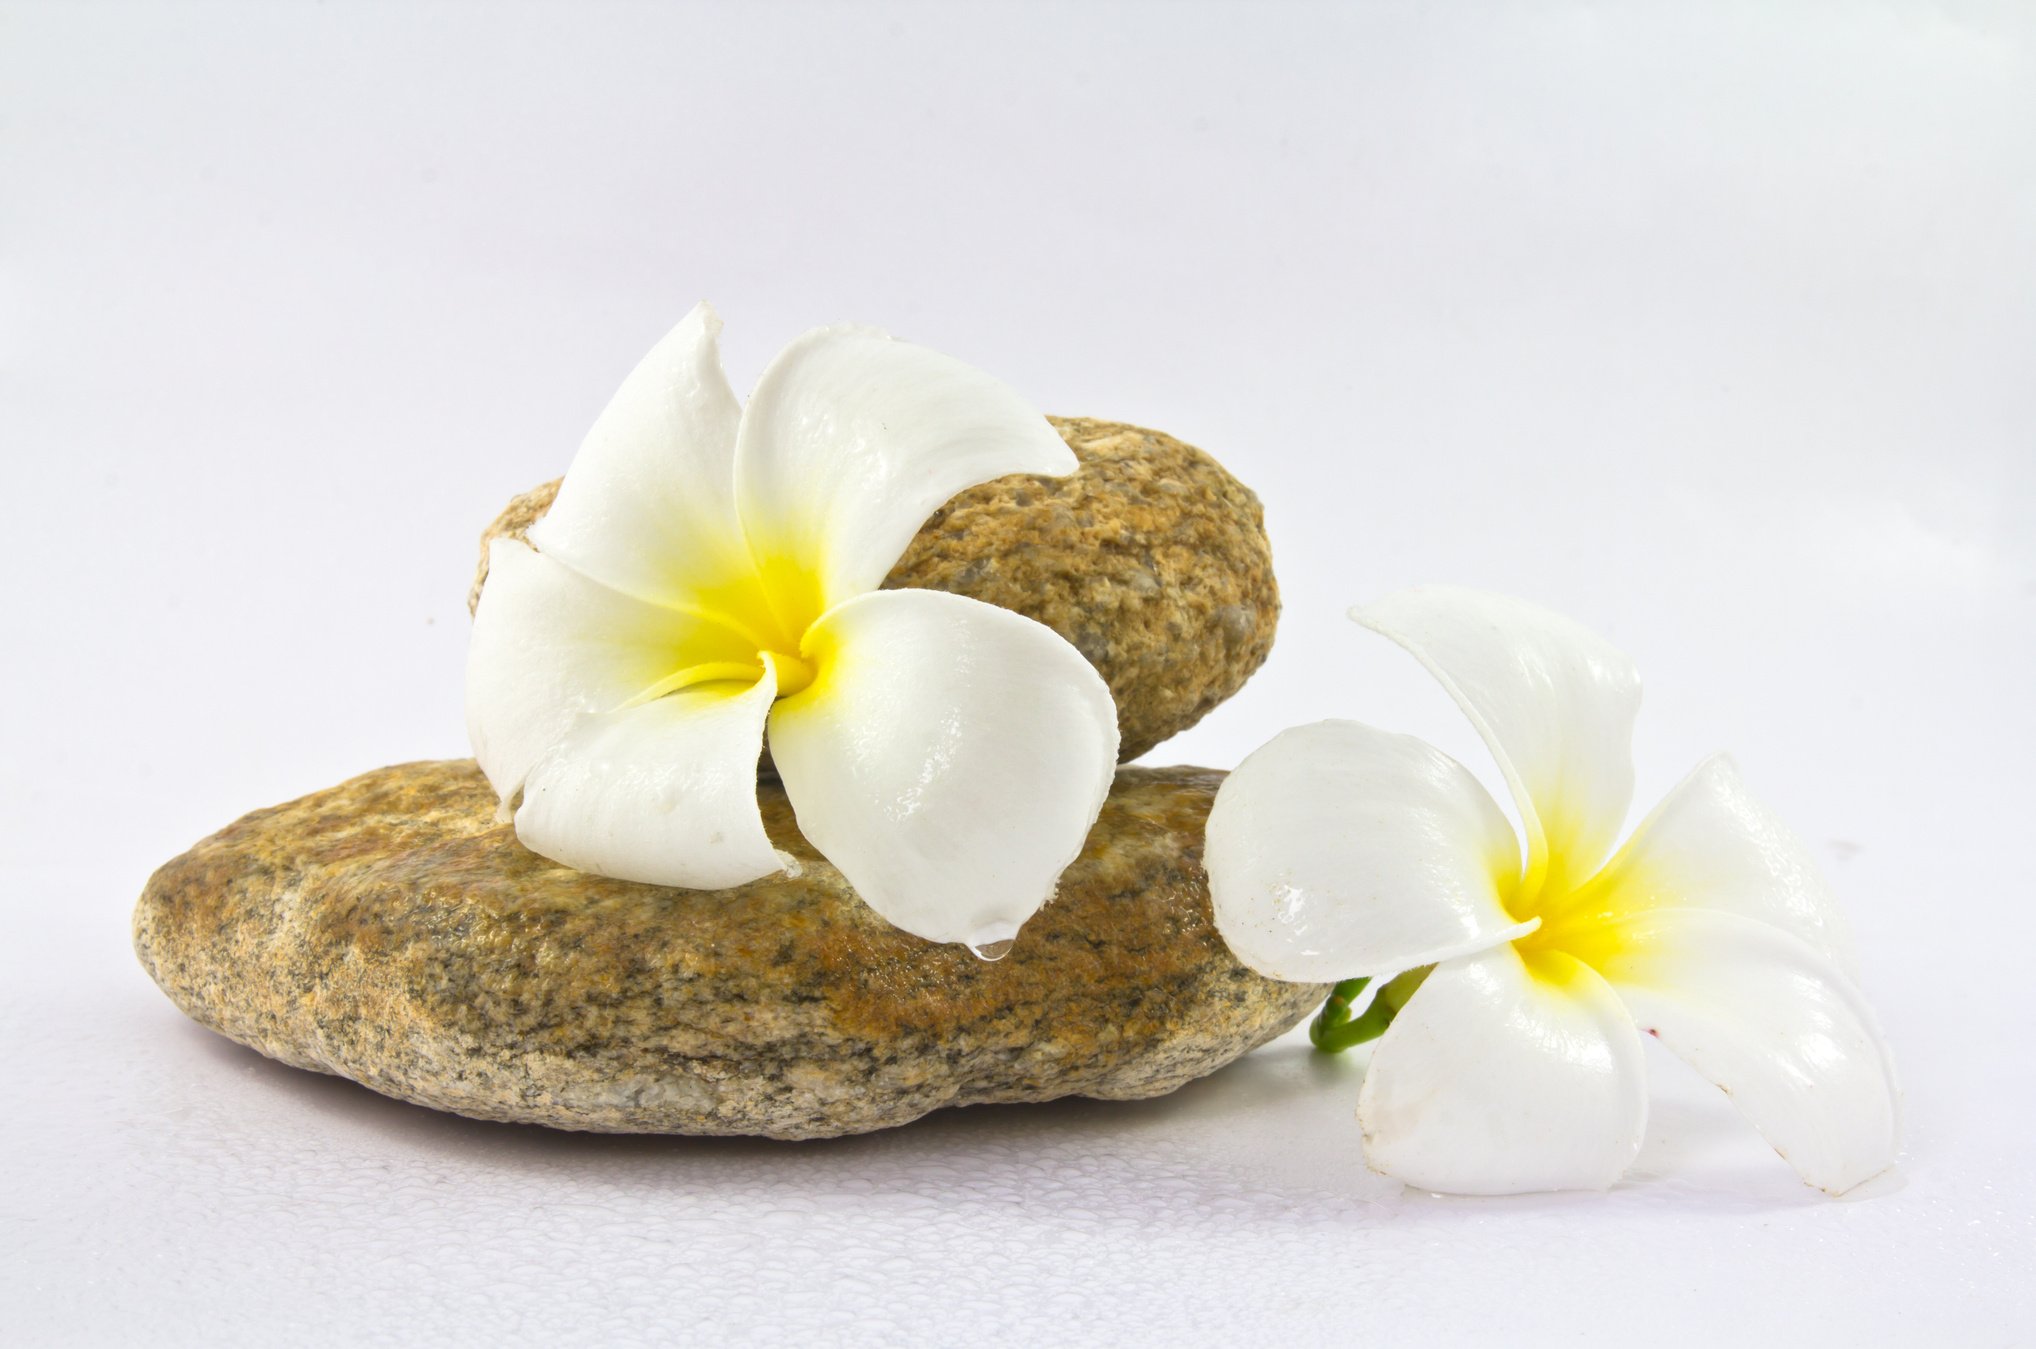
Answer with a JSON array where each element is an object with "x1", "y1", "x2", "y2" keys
[{"x1": 133, "y1": 760, "x2": 1326, "y2": 1139}]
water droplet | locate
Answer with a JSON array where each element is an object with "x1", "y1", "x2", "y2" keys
[{"x1": 967, "y1": 938, "x2": 1015, "y2": 962}]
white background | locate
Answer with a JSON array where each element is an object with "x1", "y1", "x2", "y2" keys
[{"x1": 5, "y1": 2, "x2": 2033, "y2": 1344}]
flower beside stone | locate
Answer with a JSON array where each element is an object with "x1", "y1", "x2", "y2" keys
[
  {"x1": 1205, "y1": 585, "x2": 1900, "y2": 1196},
  {"x1": 467, "y1": 304, "x2": 1119, "y2": 953}
]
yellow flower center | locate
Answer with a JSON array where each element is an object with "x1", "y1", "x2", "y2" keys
[
  {"x1": 1500, "y1": 856, "x2": 1628, "y2": 978},
  {"x1": 768, "y1": 649, "x2": 818, "y2": 698},
  {"x1": 631, "y1": 558, "x2": 830, "y2": 708}
]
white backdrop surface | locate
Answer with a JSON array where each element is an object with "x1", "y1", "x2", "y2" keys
[{"x1": 4, "y1": 2, "x2": 2032, "y2": 1345}]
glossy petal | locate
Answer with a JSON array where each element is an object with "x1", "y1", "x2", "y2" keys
[
  {"x1": 1205, "y1": 720, "x2": 1533, "y2": 983},
  {"x1": 1354, "y1": 585, "x2": 1641, "y2": 894},
  {"x1": 766, "y1": 589, "x2": 1118, "y2": 948},
  {"x1": 527, "y1": 302, "x2": 773, "y2": 626},
  {"x1": 466, "y1": 539, "x2": 759, "y2": 802},
  {"x1": 1595, "y1": 908, "x2": 1900, "y2": 1195},
  {"x1": 512, "y1": 663, "x2": 782, "y2": 890},
  {"x1": 1568, "y1": 754, "x2": 1857, "y2": 973},
  {"x1": 734, "y1": 324, "x2": 1074, "y2": 618},
  {"x1": 1358, "y1": 945, "x2": 1649, "y2": 1195}
]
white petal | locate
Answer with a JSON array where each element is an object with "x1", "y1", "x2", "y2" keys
[
  {"x1": 528, "y1": 302, "x2": 774, "y2": 624},
  {"x1": 1595, "y1": 908, "x2": 1900, "y2": 1195},
  {"x1": 1354, "y1": 585, "x2": 1641, "y2": 893},
  {"x1": 466, "y1": 539, "x2": 760, "y2": 802},
  {"x1": 513, "y1": 664, "x2": 782, "y2": 891},
  {"x1": 1205, "y1": 720, "x2": 1533, "y2": 983},
  {"x1": 734, "y1": 324, "x2": 1075, "y2": 614},
  {"x1": 766, "y1": 589, "x2": 1118, "y2": 948},
  {"x1": 1358, "y1": 945, "x2": 1649, "y2": 1195},
  {"x1": 1578, "y1": 754, "x2": 1858, "y2": 973}
]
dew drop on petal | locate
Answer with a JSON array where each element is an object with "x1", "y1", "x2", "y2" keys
[{"x1": 968, "y1": 938, "x2": 1016, "y2": 963}]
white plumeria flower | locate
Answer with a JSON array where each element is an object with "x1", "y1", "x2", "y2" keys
[
  {"x1": 1206, "y1": 585, "x2": 1899, "y2": 1196},
  {"x1": 468, "y1": 304, "x2": 1119, "y2": 952}
]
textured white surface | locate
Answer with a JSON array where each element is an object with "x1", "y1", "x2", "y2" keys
[{"x1": 4, "y1": 2, "x2": 2033, "y2": 1344}]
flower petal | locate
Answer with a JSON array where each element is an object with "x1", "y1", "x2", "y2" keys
[
  {"x1": 1594, "y1": 908, "x2": 1900, "y2": 1195},
  {"x1": 1358, "y1": 944, "x2": 1649, "y2": 1195},
  {"x1": 527, "y1": 302, "x2": 771, "y2": 620},
  {"x1": 1205, "y1": 720, "x2": 1532, "y2": 983},
  {"x1": 512, "y1": 663, "x2": 782, "y2": 891},
  {"x1": 466, "y1": 538, "x2": 760, "y2": 802},
  {"x1": 1354, "y1": 585, "x2": 1641, "y2": 894},
  {"x1": 734, "y1": 324, "x2": 1075, "y2": 616},
  {"x1": 766, "y1": 589, "x2": 1117, "y2": 948},
  {"x1": 1570, "y1": 754, "x2": 1857, "y2": 973}
]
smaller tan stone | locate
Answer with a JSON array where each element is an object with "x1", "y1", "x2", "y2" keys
[
  {"x1": 470, "y1": 416, "x2": 1278, "y2": 761},
  {"x1": 133, "y1": 761, "x2": 1326, "y2": 1139}
]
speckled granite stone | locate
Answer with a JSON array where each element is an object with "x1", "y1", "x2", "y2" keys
[
  {"x1": 470, "y1": 417, "x2": 1279, "y2": 761},
  {"x1": 134, "y1": 760, "x2": 1325, "y2": 1139}
]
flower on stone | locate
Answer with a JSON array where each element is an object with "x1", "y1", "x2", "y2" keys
[
  {"x1": 467, "y1": 304, "x2": 1119, "y2": 952},
  {"x1": 1204, "y1": 585, "x2": 1899, "y2": 1196}
]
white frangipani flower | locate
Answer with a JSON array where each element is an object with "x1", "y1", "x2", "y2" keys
[
  {"x1": 468, "y1": 304, "x2": 1119, "y2": 951},
  {"x1": 1206, "y1": 585, "x2": 1899, "y2": 1196}
]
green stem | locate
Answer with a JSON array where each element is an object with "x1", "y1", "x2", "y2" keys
[
  {"x1": 1309, "y1": 977, "x2": 1381, "y2": 1052},
  {"x1": 1308, "y1": 967, "x2": 1432, "y2": 1054}
]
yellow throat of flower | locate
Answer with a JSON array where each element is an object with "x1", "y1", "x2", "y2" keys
[
  {"x1": 627, "y1": 559, "x2": 829, "y2": 707},
  {"x1": 1500, "y1": 852, "x2": 1630, "y2": 978}
]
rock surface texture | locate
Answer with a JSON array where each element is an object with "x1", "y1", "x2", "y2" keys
[
  {"x1": 135, "y1": 760, "x2": 1325, "y2": 1139},
  {"x1": 470, "y1": 416, "x2": 1279, "y2": 762}
]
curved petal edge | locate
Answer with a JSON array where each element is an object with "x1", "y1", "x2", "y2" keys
[
  {"x1": 1353, "y1": 585, "x2": 1642, "y2": 894},
  {"x1": 735, "y1": 324, "x2": 1075, "y2": 612},
  {"x1": 767, "y1": 589, "x2": 1117, "y2": 948},
  {"x1": 513, "y1": 666, "x2": 782, "y2": 892},
  {"x1": 1581, "y1": 754, "x2": 1858, "y2": 975},
  {"x1": 1205, "y1": 719, "x2": 1532, "y2": 983},
  {"x1": 527, "y1": 300, "x2": 761, "y2": 609},
  {"x1": 1596, "y1": 908, "x2": 1900, "y2": 1196},
  {"x1": 466, "y1": 538, "x2": 758, "y2": 803},
  {"x1": 1358, "y1": 945, "x2": 1650, "y2": 1195}
]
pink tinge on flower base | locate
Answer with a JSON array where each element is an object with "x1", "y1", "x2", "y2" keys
[
  {"x1": 1204, "y1": 585, "x2": 1899, "y2": 1197},
  {"x1": 466, "y1": 305, "x2": 1119, "y2": 951}
]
